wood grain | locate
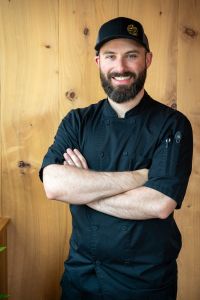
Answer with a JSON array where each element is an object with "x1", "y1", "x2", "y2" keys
[
  {"x1": 0, "y1": 1, "x2": 65, "y2": 299},
  {"x1": 175, "y1": 1, "x2": 200, "y2": 299},
  {"x1": 0, "y1": 218, "x2": 10, "y2": 232},
  {"x1": 59, "y1": 0, "x2": 119, "y2": 119},
  {"x1": 0, "y1": 0, "x2": 199, "y2": 299},
  {"x1": 119, "y1": 0, "x2": 179, "y2": 105}
]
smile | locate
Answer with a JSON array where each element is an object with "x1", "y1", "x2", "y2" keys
[
  {"x1": 111, "y1": 75, "x2": 133, "y2": 85},
  {"x1": 112, "y1": 76, "x2": 132, "y2": 81}
]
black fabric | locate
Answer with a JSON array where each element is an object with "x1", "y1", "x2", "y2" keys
[
  {"x1": 95, "y1": 17, "x2": 150, "y2": 52},
  {"x1": 39, "y1": 91, "x2": 192, "y2": 298},
  {"x1": 60, "y1": 267, "x2": 177, "y2": 300}
]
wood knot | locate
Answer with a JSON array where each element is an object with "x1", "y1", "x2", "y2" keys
[
  {"x1": 168, "y1": 99, "x2": 177, "y2": 110},
  {"x1": 171, "y1": 102, "x2": 177, "y2": 110},
  {"x1": 18, "y1": 161, "x2": 31, "y2": 168},
  {"x1": 45, "y1": 44, "x2": 51, "y2": 48},
  {"x1": 159, "y1": 11, "x2": 163, "y2": 15},
  {"x1": 183, "y1": 27, "x2": 198, "y2": 39},
  {"x1": 83, "y1": 27, "x2": 89, "y2": 36},
  {"x1": 187, "y1": 204, "x2": 192, "y2": 208},
  {"x1": 65, "y1": 90, "x2": 76, "y2": 101}
]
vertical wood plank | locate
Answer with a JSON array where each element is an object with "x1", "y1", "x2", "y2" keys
[
  {"x1": 0, "y1": 65, "x2": 1, "y2": 222},
  {"x1": 176, "y1": 1, "x2": 200, "y2": 299},
  {"x1": 0, "y1": 93, "x2": 1, "y2": 216},
  {"x1": 59, "y1": 0, "x2": 119, "y2": 249},
  {"x1": 0, "y1": 0, "x2": 199, "y2": 299},
  {"x1": 59, "y1": 0, "x2": 119, "y2": 118},
  {"x1": 119, "y1": 0, "x2": 179, "y2": 107},
  {"x1": 0, "y1": 1, "x2": 66, "y2": 299}
]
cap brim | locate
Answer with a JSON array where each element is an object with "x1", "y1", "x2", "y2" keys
[{"x1": 95, "y1": 35, "x2": 148, "y2": 52}]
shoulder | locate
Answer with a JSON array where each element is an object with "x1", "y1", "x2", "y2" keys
[
  {"x1": 146, "y1": 93, "x2": 192, "y2": 128},
  {"x1": 62, "y1": 99, "x2": 106, "y2": 123},
  {"x1": 70, "y1": 99, "x2": 106, "y2": 118}
]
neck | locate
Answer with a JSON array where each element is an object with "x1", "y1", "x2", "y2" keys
[{"x1": 108, "y1": 89, "x2": 145, "y2": 118}]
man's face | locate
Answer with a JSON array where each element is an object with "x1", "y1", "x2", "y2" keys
[{"x1": 96, "y1": 38, "x2": 152, "y2": 103}]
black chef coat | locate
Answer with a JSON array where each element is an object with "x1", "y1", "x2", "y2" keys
[{"x1": 39, "y1": 91, "x2": 193, "y2": 299}]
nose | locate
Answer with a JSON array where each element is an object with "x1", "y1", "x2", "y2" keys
[{"x1": 115, "y1": 57, "x2": 127, "y2": 74}]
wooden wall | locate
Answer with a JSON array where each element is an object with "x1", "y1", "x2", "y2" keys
[{"x1": 0, "y1": 0, "x2": 199, "y2": 299}]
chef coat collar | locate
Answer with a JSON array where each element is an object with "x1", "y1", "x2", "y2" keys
[{"x1": 103, "y1": 90, "x2": 149, "y2": 118}]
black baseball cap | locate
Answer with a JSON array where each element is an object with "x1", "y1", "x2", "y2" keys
[{"x1": 95, "y1": 17, "x2": 150, "y2": 53}]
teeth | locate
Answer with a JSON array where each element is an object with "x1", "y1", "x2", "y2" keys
[{"x1": 114, "y1": 76, "x2": 131, "y2": 81}]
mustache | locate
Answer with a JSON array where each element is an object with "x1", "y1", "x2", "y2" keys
[{"x1": 107, "y1": 71, "x2": 137, "y2": 80}]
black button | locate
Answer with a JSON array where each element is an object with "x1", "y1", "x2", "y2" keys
[
  {"x1": 123, "y1": 151, "x2": 128, "y2": 156},
  {"x1": 91, "y1": 225, "x2": 99, "y2": 231},
  {"x1": 100, "y1": 152, "x2": 104, "y2": 158},
  {"x1": 121, "y1": 225, "x2": 128, "y2": 231}
]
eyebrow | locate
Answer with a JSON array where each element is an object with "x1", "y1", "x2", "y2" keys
[{"x1": 102, "y1": 50, "x2": 140, "y2": 55}]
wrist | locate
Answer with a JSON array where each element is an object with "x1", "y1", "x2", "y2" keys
[{"x1": 132, "y1": 169, "x2": 148, "y2": 187}]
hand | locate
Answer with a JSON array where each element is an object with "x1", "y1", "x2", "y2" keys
[{"x1": 63, "y1": 148, "x2": 88, "y2": 169}]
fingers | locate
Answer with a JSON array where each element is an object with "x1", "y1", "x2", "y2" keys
[
  {"x1": 63, "y1": 152, "x2": 77, "y2": 166},
  {"x1": 63, "y1": 148, "x2": 88, "y2": 169},
  {"x1": 73, "y1": 149, "x2": 88, "y2": 169},
  {"x1": 64, "y1": 149, "x2": 82, "y2": 168}
]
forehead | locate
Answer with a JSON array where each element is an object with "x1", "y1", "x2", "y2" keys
[{"x1": 100, "y1": 38, "x2": 144, "y2": 54}]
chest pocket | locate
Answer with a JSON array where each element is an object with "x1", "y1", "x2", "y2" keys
[{"x1": 158, "y1": 133, "x2": 183, "y2": 177}]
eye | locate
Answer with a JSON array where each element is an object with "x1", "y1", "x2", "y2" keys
[
  {"x1": 127, "y1": 53, "x2": 138, "y2": 59},
  {"x1": 105, "y1": 54, "x2": 116, "y2": 60}
]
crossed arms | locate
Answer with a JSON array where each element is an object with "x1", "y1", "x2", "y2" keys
[{"x1": 43, "y1": 148, "x2": 177, "y2": 220}]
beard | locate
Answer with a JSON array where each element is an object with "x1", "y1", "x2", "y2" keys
[{"x1": 100, "y1": 67, "x2": 147, "y2": 103}]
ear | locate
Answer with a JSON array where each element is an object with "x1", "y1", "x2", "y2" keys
[
  {"x1": 145, "y1": 52, "x2": 153, "y2": 68},
  {"x1": 95, "y1": 55, "x2": 100, "y2": 66}
]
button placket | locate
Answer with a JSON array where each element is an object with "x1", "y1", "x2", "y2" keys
[
  {"x1": 89, "y1": 225, "x2": 99, "y2": 259},
  {"x1": 94, "y1": 261, "x2": 109, "y2": 295},
  {"x1": 105, "y1": 119, "x2": 110, "y2": 126},
  {"x1": 100, "y1": 152, "x2": 104, "y2": 159}
]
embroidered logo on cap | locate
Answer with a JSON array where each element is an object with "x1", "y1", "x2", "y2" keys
[{"x1": 127, "y1": 24, "x2": 138, "y2": 36}]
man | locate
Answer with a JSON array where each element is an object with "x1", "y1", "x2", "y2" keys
[{"x1": 39, "y1": 17, "x2": 193, "y2": 300}]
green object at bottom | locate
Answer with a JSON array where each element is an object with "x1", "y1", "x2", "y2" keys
[{"x1": 0, "y1": 246, "x2": 6, "y2": 252}]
